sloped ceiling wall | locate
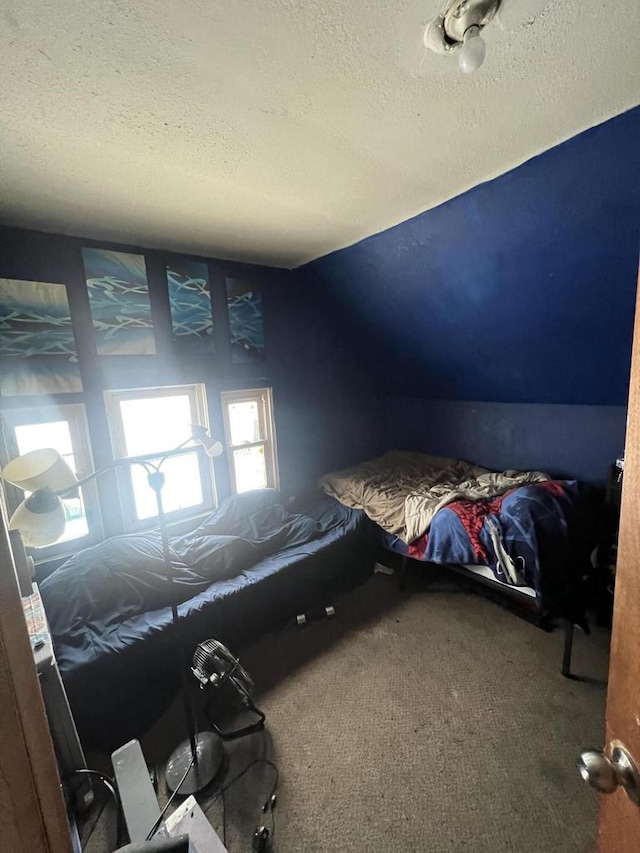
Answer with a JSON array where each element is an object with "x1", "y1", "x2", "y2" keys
[{"x1": 301, "y1": 107, "x2": 640, "y2": 407}]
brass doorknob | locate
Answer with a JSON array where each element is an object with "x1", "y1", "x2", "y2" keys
[{"x1": 578, "y1": 741, "x2": 640, "y2": 806}]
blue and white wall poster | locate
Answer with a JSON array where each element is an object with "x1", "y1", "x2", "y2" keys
[
  {"x1": 166, "y1": 260, "x2": 215, "y2": 352},
  {"x1": 82, "y1": 248, "x2": 156, "y2": 355},
  {"x1": 0, "y1": 278, "x2": 82, "y2": 397},
  {"x1": 226, "y1": 278, "x2": 265, "y2": 363}
]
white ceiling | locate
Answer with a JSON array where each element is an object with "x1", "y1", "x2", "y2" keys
[{"x1": 1, "y1": 0, "x2": 639, "y2": 269}]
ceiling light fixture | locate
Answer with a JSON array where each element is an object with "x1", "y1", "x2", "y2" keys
[{"x1": 424, "y1": 0, "x2": 500, "y2": 73}]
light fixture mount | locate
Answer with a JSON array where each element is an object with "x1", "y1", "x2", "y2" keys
[{"x1": 424, "y1": 0, "x2": 500, "y2": 55}]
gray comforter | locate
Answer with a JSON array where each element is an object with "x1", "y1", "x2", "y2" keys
[{"x1": 319, "y1": 451, "x2": 549, "y2": 544}]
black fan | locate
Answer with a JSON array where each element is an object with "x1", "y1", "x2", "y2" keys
[{"x1": 192, "y1": 639, "x2": 265, "y2": 740}]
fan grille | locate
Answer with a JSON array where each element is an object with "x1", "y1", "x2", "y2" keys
[{"x1": 192, "y1": 638, "x2": 254, "y2": 700}]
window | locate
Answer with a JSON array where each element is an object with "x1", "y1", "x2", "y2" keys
[
  {"x1": 221, "y1": 388, "x2": 278, "y2": 494},
  {"x1": 0, "y1": 404, "x2": 98, "y2": 549},
  {"x1": 104, "y1": 384, "x2": 215, "y2": 525}
]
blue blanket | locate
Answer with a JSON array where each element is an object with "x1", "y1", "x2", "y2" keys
[
  {"x1": 384, "y1": 481, "x2": 596, "y2": 622},
  {"x1": 41, "y1": 489, "x2": 325, "y2": 636}
]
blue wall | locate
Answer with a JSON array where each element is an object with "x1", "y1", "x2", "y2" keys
[
  {"x1": 301, "y1": 107, "x2": 640, "y2": 483},
  {"x1": 386, "y1": 399, "x2": 626, "y2": 485},
  {"x1": 267, "y1": 272, "x2": 383, "y2": 492}
]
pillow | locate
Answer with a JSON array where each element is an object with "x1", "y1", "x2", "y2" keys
[
  {"x1": 173, "y1": 488, "x2": 284, "y2": 542},
  {"x1": 173, "y1": 489, "x2": 324, "y2": 571}
]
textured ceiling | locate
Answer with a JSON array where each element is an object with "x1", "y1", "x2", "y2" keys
[{"x1": 1, "y1": 0, "x2": 639, "y2": 268}]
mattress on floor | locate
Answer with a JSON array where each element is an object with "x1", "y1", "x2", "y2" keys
[{"x1": 41, "y1": 489, "x2": 378, "y2": 748}]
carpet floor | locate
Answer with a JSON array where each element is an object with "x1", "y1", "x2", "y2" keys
[{"x1": 83, "y1": 566, "x2": 609, "y2": 853}]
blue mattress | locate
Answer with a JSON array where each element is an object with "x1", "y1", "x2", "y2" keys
[{"x1": 40, "y1": 489, "x2": 377, "y2": 748}]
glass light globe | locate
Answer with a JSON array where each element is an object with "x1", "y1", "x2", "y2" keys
[{"x1": 459, "y1": 26, "x2": 486, "y2": 73}]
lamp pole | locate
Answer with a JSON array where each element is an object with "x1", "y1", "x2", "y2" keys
[
  {"x1": 145, "y1": 466, "x2": 222, "y2": 794},
  {"x1": 148, "y1": 470, "x2": 197, "y2": 758}
]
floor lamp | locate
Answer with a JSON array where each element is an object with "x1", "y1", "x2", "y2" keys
[{"x1": 1, "y1": 425, "x2": 226, "y2": 795}]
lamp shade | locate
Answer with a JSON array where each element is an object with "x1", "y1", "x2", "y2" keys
[
  {"x1": 9, "y1": 491, "x2": 66, "y2": 548},
  {"x1": 2, "y1": 448, "x2": 77, "y2": 493},
  {"x1": 201, "y1": 438, "x2": 224, "y2": 458},
  {"x1": 191, "y1": 425, "x2": 224, "y2": 458}
]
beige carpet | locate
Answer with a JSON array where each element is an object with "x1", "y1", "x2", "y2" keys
[{"x1": 85, "y1": 567, "x2": 609, "y2": 852}]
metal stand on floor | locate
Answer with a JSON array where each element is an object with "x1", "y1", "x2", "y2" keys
[
  {"x1": 296, "y1": 605, "x2": 336, "y2": 627},
  {"x1": 562, "y1": 620, "x2": 575, "y2": 679},
  {"x1": 399, "y1": 555, "x2": 409, "y2": 592}
]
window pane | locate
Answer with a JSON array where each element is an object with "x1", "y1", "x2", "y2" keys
[
  {"x1": 233, "y1": 445, "x2": 267, "y2": 493},
  {"x1": 15, "y1": 421, "x2": 74, "y2": 458},
  {"x1": 228, "y1": 401, "x2": 262, "y2": 445},
  {"x1": 14, "y1": 421, "x2": 89, "y2": 541},
  {"x1": 119, "y1": 394, "x2": 194, "y2": 457},
  {"x1": 129, "y1": 451, "x2": 203, "y2": 520}
]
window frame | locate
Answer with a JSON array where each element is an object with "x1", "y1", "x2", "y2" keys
[
  {"x1": 103, "y1": 383, "x2": 217, "y2": 531},
  {"x1": 0, "y1": 403, "x2": 101, "y2": 556},
  {"x1": 220, "y1": 387, "x2": 279, "y2": 494}
]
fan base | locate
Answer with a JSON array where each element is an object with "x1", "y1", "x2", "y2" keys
[{"x1": 165, "y1": 731, "x2": 224, "y2": 795}]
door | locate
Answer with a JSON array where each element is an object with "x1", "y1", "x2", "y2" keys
[
  {"x1": 0, "y1": 499, "x2": 72, "y2": 852},
  {"x1": 596, "y1": 269, "x2": 640, "y2": 850}
]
